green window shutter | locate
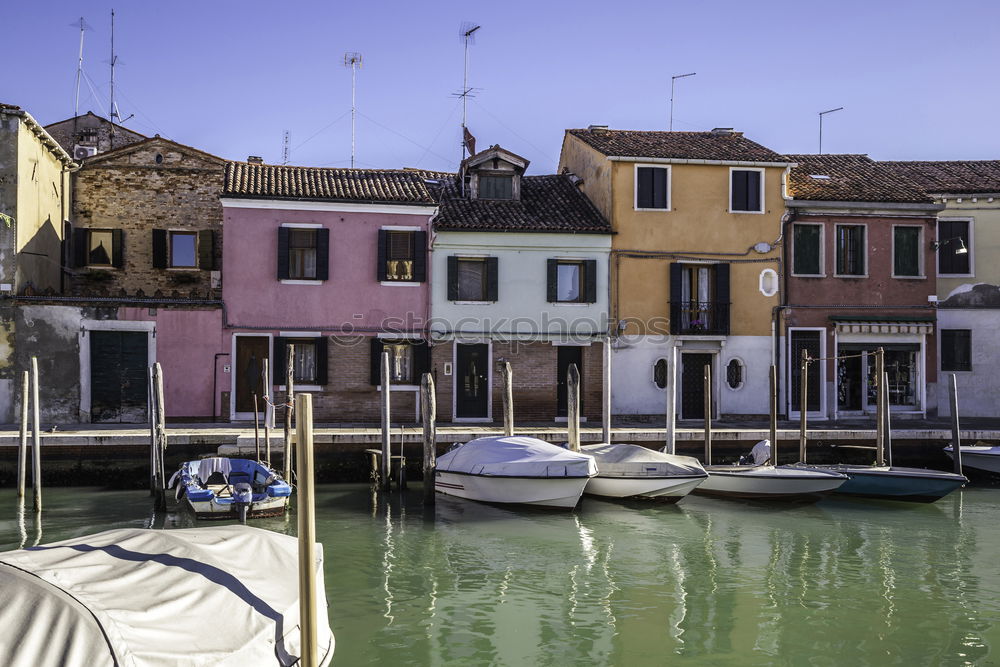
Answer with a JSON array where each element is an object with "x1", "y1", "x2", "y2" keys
[
  {"x1": 894, "y1": 227, "x2": 920, "y2": 276},
  {"x1": 793, "y1": 225, "x2": 821, "y2": 275},
  {"x1": 152, "y1": 229, "x2": 168, "y2": 269}
]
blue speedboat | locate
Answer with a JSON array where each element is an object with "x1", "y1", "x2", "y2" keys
[
  {"x1": 169, "y1": 457, "x2": 292, "y2": 522},
  {"x1": 819, "y1": 465, "x2": 967, "y2": 503}
]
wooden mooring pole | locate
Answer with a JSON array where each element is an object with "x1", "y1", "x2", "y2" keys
[
  {"x1": 284, "y1": 344, "x2": 295, "y2": 485},
  {"x1": 799, "y1": 350, "x2": 808, "y2": 463},
  {"x1": 420, "y1": 373, "x2": 436, "y2": 505},
  {"x1": 875, "y1": 348, "x2": 886, "y2": 467},
  {"x1": 665, "y1": 345, "x2": 677, "y2": 455},
  {"x1": 31, "y1": 357, "x2": 41, "y2": 512},
  {"x1": 567, "y1": 364, "x2": 581, "y2": 452},
  {"x1": 263, "y1": 357, "x2": 272, "y2": 467},
  {"x1": 769, "y1": 365, "x2": 778, "y2": 465},
  {"x1": 949, "y1": 373, "x2": 963, "y2": 476},
  {"x1": 253, "y1": 394, "x2": 261, "y2": 462},
  {"x1": 602, "y1": 337, "x2": 612, "y2": 444},
  {"x1": 17, "y1": 370, "x2": 28, "y2": 499},
  {"x1": 148, "y1": 366, "x2": 158, "y2": 495},
  {"x1": 703, "y1": 363, "x2": 712, "y2": 465},
  {"x1": 380, "y1": 350, "x2": 391, "y2": 489},
  {"x1": 153, "y1": 362, "x2": 167, "y2": 510},
  {"x1": 295, "y1": 393, "x2": 319, "y2": 667},
  {"x1": 500, "y1": 361, "x2": 514, "y2": 437},
  {"x1": 883, "y1": 370, "x2": 893, "y2": 468}
]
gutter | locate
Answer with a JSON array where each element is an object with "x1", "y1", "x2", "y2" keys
[
  {"x1": 787, "y1": 199, "x2": 945, "y2": 213},
  {"x1": 607, "y1": 156, "x2": 796, "y2": 169}
]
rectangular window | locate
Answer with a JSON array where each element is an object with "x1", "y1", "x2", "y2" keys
[
  {"x1": 385, "y1": 342, "x2": 414, "y2": 383},
  {"x1": 292, "y1": 340, "x2": 317, "y2": 384},
  {"x1": 792, "y1": 224, "x2": 822, "y2": 275},
  {"x1": 547, "y1": 259, "x2": 597, "y2": 303},
  {"x1": 636, "y1": 166, "x2": 669, "y2": 209},
  {"x1": 941, "y1": 329, "x2": 972, "y2": 371},
  {"x1": 893, "y1": 226, "x2": 921, "y2": 277},
  {"x1": 169, "y1": 231, "x2": 197, "y2": 268},
  {"x1": 457, "y1": 258, "x2": 487, "y2": 301},
  {"x1": 273, "y1": 336, "x2": 328, "y2": 387},
  {"x1": 370, "y1": 338, "x2": 431, "y2": 385},
  {"x1": 557, "y1": 262, "x2": 583, "y2": 302},
  {"x1": 835, "y1": 225, "x2": 865, "y2": 276},
  {"x1": 385, "y1": 231, "x2": 415, "y2": 281},
  {"x1": 88, "y1": 230, "x2": 115, "y2": 267},
  {"x1": 938, "y1": 220, "x2": 971, "y2": 275},
  {"x1": 730, "y1": 169, "x2": 763, "y2": 212},
  {"x1": 289, "y1": 229, "x2": 317, "y2": 280},
  {"x1": 479, "y1": 175, "x2": 513, "y2": 200}
]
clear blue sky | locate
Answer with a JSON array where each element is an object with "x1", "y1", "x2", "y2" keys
[{"x1": 7, "y1": 0, "x2": 1000, "y2": 173}]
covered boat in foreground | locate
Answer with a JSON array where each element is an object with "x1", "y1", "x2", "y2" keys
[
  {"x1": 435, "y1": 435, "x2": 598, "y2": 508},
  {"x1": 581, "y1": 443, "x2": 707, "y2": 501},
  {"x1": 169, "y1": 457, "x2": 291, "y2": 522},
  {"x1": 0, "y1": 526, "x2": 333, "y2": 666}
]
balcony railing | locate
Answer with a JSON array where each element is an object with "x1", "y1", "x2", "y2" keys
[{"x1": 669, "y1": 300, "x2": 730, "y2": 335}]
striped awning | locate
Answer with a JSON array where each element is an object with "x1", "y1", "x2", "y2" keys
[{"x1": 834, "y1": 320, "x2": 933, "y2": 335}]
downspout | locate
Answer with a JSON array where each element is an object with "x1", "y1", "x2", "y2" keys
[{"x1": 774, "y1": 165, "x2": 796, "y2": 418}]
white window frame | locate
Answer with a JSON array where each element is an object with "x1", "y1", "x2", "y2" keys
[
  {"x1": 790, "y1": 222, "x2": 825, "y2": 277},
  {"x1": 633, "y1": 163, "x2": 672, "y2": 211},
  {"x1": 937, "y1": 217, "x2": 975, "y2": 278},
  {"x1": 833, "y1": 223, "x2": 868, "y2": 278},
  {"x1": 728, "y1": 167, "x2": 765, "y2": 214},
  {"x1": 890, "y1": 224, "x2": 925, "y2": 279}
]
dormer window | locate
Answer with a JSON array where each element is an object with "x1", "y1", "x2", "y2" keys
[{"x1": 479, "y1": 174, "x2": 513, "y2": 200}]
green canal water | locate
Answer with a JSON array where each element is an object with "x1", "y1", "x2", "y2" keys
[{"x1": 2, "y1": 484, "x2": 999, "y2": 666}]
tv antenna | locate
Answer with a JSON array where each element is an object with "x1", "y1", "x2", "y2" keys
[
  {"x1": 282, "y1": 130, "x2": 290, "y2": 165},
  {"x1": 454, "y1": 22, "x2": 480, "y2": 162},
  {"x1": 818, "y1": 107, "x2": 844, "y2": 154},
  {"x1": 344, "y1": 52, "x2": 362, "y2": 168},
  {"x1": 669, "y1": 72, "x2": 696, "y2": 131},
  {"x1": 72, "y1": 17, "x2": 93, "y2": 118}
]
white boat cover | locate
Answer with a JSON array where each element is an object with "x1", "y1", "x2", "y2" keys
[
  {"x1": 582, "y1": 443, "x2": 706, "y2": 478},
  {"x1": 437, "y1": 436, "x2": 598, "y2": 478},
  {"x1": 0, "y1": 526, "x2": 333, "y2": 667}
]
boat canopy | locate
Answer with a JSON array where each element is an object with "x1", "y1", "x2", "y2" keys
[
  {"x1": 0, "y1": 526, "x2": 333, "y2": 666},
  {"x1": 582, "y1": 443, "x2": 707, "y2": 478},
  {"x1": 438, "y1": 436, "x2": 598, "y2": 478}
]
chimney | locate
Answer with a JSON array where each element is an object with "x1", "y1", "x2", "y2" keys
[
  {"x1": 710, "y1": 128, "x2": 736, "y2": 135},
  {"x1": 588, "y1": 124, "x2": 609, "y2": 134},
  {"x1": 247, "y1": 155, "x2": 264, "y2": 164}
]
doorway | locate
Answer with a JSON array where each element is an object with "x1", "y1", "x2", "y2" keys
[
  {"x1": 681, "y1": 353, "x2": 713, "y2": 420},
  {"x1": 556, "y1": 345, "x2": 584, "y2": 418},
  {"x1": 90, "y1": 330, "x2": 149, "y2": 423},
  {"x1": 455, "y1": 343, "x2": 490, "y2": 419},
  {"x1": 234, "y1": 336, "x2": 270, "y2": 416}
]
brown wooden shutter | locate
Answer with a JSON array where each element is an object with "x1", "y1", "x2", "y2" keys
[
  {"x1": 412, "y1": 230, "x2": 428, "y2": 282},
  {"x1": 413, "y1": 340, "x2": 431, "y2": 379},
  {"x1": 152, "y1": 229, "x2": 168, "y2": 269},
  {"x1": 669, "y1": 263, "x2": 682, "y2": 335},
  {"x1": 198, "y1": 230, "x2": 215, "y2": 270},
  {"x1": 547, "y1": 259, "x2": 559, "y2": 302},
  {"x1": 111, "y1": 230, "x2": 124, "y2": 268},
  {"x1": 315, "y1": 228, "x2": 330, "y2": 280},
  {"x1": 376, "y1": 229, "x2": 388, "y2": 281},
  {"x1": 447, "y1": 256, "x2": 459, "y2": 301},
  {"x1": 369, "y1": 337, "x2": 384, "y2": 385},
  {"x1": 584, "y1": 259, "x2": 598, "y2": 303},
  {"x1": 714, "y1": 263, "x2": 731, "y2": 335},
  {"x1": 486, "y1": 257, "x2": 499, "y2": 301},
  {"x1": 314, "y1": 337, "x2": 329, "y2": 385},
  {"x1": 277, "y1": 227, "x2": 290, "y2": 280},
  {"x1": 73, "y1": 227, "x2": 89, "y2": 268},
  {"x1": 272, "y1": 337, "x2": 288, "y2": 384}
]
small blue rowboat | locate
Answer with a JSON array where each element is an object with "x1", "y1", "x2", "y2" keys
[
  {"x1": 169, "y1": 457, "x2": 292, "y2": 522},
  {"x1": 808, "y1": 464, "x2": 967, "y2": 503}
]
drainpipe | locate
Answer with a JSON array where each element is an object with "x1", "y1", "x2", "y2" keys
[{"x1": 775, "y1": 208, "x2": 796, "y2": 418}]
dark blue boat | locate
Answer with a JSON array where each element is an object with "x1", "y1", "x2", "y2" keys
[{"x1": 806, "y1": 464, "x2": 967, "y2": 503}]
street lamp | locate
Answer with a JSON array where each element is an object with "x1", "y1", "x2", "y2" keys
[
  {"x1": 818, "y1": 107, "x2": 844, "y2": 154},
  {"x1": 931, "y1": 237, "x2": 968, "y2": 254},
  {"x1": 670, "y1": 72, "x2": 696, "y2": 131}
]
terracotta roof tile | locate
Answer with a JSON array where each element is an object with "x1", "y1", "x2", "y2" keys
[
  {"x1": 566, "y1": 128, "x2": 787, "y2": 163},
  {"x1": 881, "y1": 160, "x2": 1000, "y2": 195},
  {"x1": 432, "y1": 174, "x2": 611, "y2": 234},
  {"x1": 786, "y1": 154, "x2": 933, "y2": 204},
  {"x1": 223, "y1": 162, "x2": 436, "y2": 205}
]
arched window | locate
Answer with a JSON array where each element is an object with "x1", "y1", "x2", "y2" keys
[
  {"x1": 726, "y1": 358, "x2": 744, "y2": 390},
  {"x1": 653, "y1": 358, "x2": 669, "y2": 389}
]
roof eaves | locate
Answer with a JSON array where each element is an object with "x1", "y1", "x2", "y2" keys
[{"x1": 0, "y1": 105, "x2": 77, "y2": 167}]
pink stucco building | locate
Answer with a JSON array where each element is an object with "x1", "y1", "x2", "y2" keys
[{"x1": 220, "y1": 162, "x2": 438, "y2": 421}]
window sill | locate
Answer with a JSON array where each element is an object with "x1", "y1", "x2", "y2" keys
[
  {"x1": 280, "y1": 279, "x2": 323, "y2": 285},
  {"x1": 941, "y1": 369, "x2": 973, "y2": 374},
  {"x1": 376, "y1": 385, "x2": 420, "y2": 391},
  {"x1": 452, "y1": 300, "x2": 494, "y2": 305},
  {"x1": 380, "y1": 281, "x2": 422, "y2": 287},
  {"x1": 634, "y1": 207, "x2": 671, "y2": 212},
  {"x1": 939, "y1": 273, "x2": 975, "y2": 278},
  {"x1": 278, "y1": 384, "x2": 323, "y2": 392},
  {"x1": 85, "y1": 265, "x2": 116, "y2": 271},
  {"x1": 728, "y1": 209, "x2": 765, "y2": 215},
  {"x1": 550, "y1": 301, "x2": 594, "y2": 307},
  {"x1": 833, "y1": 273, "x2": 869, "y2": 279},
  {"x1": 791, "y1": 273, "x2": 826, "y2": 278},
  {"x1": 892, "y1": 275, "x2": 926, "y2": 280},
  {"x1": 554, "y1": 417, "x2": 588, "y2": 423}
]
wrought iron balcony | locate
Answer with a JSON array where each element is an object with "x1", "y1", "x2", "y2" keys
[{"x1": 669, "y1": 300, "x2": 730, "y2": 335}]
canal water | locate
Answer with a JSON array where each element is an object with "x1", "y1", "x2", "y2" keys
[{"x1": 2, "y1": 485, "x2": 999, "y2": 666}]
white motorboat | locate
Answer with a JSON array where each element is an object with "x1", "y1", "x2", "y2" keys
[
  {"x1": 168, "y1": 457, "x2": 291, "y2": 522},
  {"x1": 581, "y1": 443, "x2": 707, "y2": 501},
  {"x1": 945, "y1": 443, "x2": 1000, "y2": 475},
  {"x1": 435, "y1": 435, "x2": 597, "y2": 508},
  {"x1": 0, "y1": 525, "x2": 334, "y2": 666},
  {"x1": 695, "y1": 441, "x2": 848, "y2": 501}
]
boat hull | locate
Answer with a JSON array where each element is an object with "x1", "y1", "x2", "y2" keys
[
  {"x1": 183, "y1": 494, "x2": 289, "y2": 520},
  {"x1": 824, "y1": 465, "x2": 967, "y2": 503},
  {"x1": 435, "y1": 471, "x2": 591, "y2": 508},
  {"x1": 945, "y1": 447, "x2": 1000, "y2": 474},
  {"x1": 584, "y1": 474, "x2": 706, "y2": 501},
  {"x1": 696, "y1": 466, "x2": 846, "y2": 501}
]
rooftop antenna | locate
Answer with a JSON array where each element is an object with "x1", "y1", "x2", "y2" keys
[
  {"x1": 344, "y1": 52, "x2": 362, "y2": 169},
  {"x1": 818, "y1": 107, "x2": 844, "y2": 154},
  {"x1": 457, "y1": 22, "x2": 480, "y2": 162},
  {"x1": 669, "y1": 72, "x2": 696, "y2": 131},
  {"x1": 282, "y1": 130, "x2": 290, "y2": 165},
  {"x1": 109, "y1": 9, "x2": 119, "y2": 148},
  {"x1": 72, "y1": 17, "x2": 92, "y2": 119}
]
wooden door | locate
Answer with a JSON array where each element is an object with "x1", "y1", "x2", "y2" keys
[
  {"x1": 90, "y1": 331, "x2": 148, "y2": 423},
  {"x1": 681, "y1": 353, "x2": 712, "y2": 420},
  {"x1": 455, "y1": 343, "x2": 489, "y2": 419},
  {"x1": 235, "y1": 336, "x2": 269, "y2": 414}
]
